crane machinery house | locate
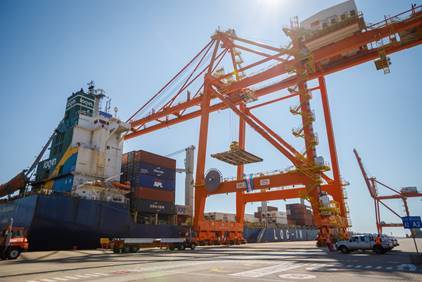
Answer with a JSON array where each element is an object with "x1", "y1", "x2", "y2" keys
[{"x1": 300, "y1": 0, "x2": 366, "y2": 61}]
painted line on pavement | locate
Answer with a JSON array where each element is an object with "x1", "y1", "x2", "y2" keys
[
  {"x1": 93, "y1": 273, "x2": 109, "y2": 276},
  {"x1": 397, "y1": 264, "x2": 417, "y2": 272},
  {"x1": 305, "y1": 263, "x2": 327, "y2": 271},
  {"x1": 27, "y1": 272, "x2": 111, "y2": 282},
  {"x1": 230, "y1": 262, "x2": 306, "y2": 278},
  {"x1": 279, "y1": 273, "x2": 316, "y2": 280},
  {"x1": 74, "y1": 275, "x2": 91, "y2": 278}
]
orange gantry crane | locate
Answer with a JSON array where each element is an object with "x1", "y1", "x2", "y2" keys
[
  {"x1": 353, "y1": 149, "x2": 422, "y2": 236},
  {"x1": 124, "y1": 4, "x2": 422, "y2": 245}
]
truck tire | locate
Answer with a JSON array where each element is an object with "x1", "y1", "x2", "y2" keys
[
  {"x1": 113, "y1": 248, "x2": 123, "y2": 254},
  {"x1": 7, "y1": 248, "x2": 21, "y2": 260},
  {"x1": 339, "y1": 246, "x2": 349, "y2": 254},
  {"x1": 373, "y1": 245, "x2": 385, "y2": 255},
  {"x1": 130, "y1": 247, "x2": 139, "y2": 253},
  {"x1": 177, "y1": 244, "x2": 185, "y2": 251},
  {"x1": 169, "y1": 244, "x2": 175, "y2": 251}
]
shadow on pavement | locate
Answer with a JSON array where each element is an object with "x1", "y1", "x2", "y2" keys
[{"x1": 0, "y1": 242, "x2": 418, "y2": 280}]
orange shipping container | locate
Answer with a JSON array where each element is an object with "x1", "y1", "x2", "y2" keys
[{"x1": 134, "y1": 187, "x2": 175, "y2": 202}]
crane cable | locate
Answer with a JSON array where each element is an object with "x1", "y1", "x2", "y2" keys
[{"x1": 127, "y1": 39, "x2": 215, "y2": 122}]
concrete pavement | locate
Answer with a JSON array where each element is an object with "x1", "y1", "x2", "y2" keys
[{"x1": 0, "y1": 238, "x2": 421, "y2": 281}]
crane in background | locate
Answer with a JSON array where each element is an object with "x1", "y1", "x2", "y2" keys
[
  {"x1": 166, "y1": 146, "x2": 196, "y2": 217},
  {"x1": 353, "y1": 148, "x2": 421, "y2": 252},
  {"x1": 124, "y1": 3, "x2": 422, "y2": 245}
]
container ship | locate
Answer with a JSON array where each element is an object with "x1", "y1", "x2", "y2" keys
[{"x1": 0, "y1": 84, "x2": 186, "y2": 250}]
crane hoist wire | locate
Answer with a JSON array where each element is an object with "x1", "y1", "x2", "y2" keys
[
  {"x1": 128, "y1": 40, "x2": 215, "y2": 121},
  {"x1": 147, "y1": 49, "x2": 214, "y2": 115}
]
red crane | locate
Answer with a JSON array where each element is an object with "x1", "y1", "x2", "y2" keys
[
  {"x1": 125, "y1": 4, "x2": 422, "y2": 245},
  {"x1": 353, "y1": 149, "x2": 422, "y2": 236}
]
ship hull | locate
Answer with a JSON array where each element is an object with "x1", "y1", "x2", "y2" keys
[
  {"x1": 0, "y1": 195, "x2": 317, "y2": 250},
  {"x1": 0, "y1": 195, "x2": 183, "y2": 251}
]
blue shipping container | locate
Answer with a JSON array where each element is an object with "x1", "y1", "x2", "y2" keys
[
  {"x1": 135, "y1": 174, "x2": 175, "y2": 191},
  {"x1": 136, "y1": 161, "x2": 176, "y2": 180}
]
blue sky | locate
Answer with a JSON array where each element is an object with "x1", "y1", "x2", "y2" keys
[{"x1": 0, "y1": 0, "x2": 421, "y2": 236}]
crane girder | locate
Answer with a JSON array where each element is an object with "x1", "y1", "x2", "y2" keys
[
  {"x1": 207, "y1": 171, "x2": 309, "y2": 196},
  {"x1": 125, "y1": 32, "x2": 422, "y2": 140},
  {"x1": 126, "y1": 7, "x2": 422, "y2": 140}
]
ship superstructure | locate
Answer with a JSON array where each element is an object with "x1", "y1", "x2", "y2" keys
[{"x1": 33, "y1": 83, "x2": 130, "y2": 201}]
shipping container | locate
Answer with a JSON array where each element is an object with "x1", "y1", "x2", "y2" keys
[
  {"x1": 131, "y1": 161, "x2": 176, "y2": 180},
  {"x1": 135, "y1": 174, "x2": 175, "y2": 191},
  {"x1": 121, "y1": 150, "x2": 177, "y2": 190},
  {"x1": 124, "y1": 150, "x2": 176, "y2": 169},
  {"x1": 121, "y1": 153, "x2": 128, "y2": 165},
  {"x1": 132, "y1": 199, "x2": 176, "y2": 214},
  {"x1": 134, "y1": 187, "x2": 175, "y2": 202}
]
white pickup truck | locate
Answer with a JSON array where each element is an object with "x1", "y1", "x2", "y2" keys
[{"x1": 335, "y1": 234, "x2": 394, "y2": 254}]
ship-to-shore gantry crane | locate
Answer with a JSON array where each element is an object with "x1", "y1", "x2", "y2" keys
[{"x1": 125, "y1": 3, "x2": 422, "y2": 245}]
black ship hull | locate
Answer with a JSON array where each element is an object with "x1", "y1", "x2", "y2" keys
[
  {"x1": 0, "y1": 195, "x2": 317, "y2": 250},
  {"x1": 0, "y1": 195, "x2": 183, "y2": 251}
]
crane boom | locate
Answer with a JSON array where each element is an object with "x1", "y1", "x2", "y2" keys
[
  {"x1": 125, "y1": 5, "x2": 422, "y2": 139},
  {"x1": 353, "y1": 149, "x2": 376, "y2": 198}
]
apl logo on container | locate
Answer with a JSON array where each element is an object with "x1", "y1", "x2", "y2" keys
[{"x1": 153, "y1": 179, "x2": 164, "y2": 188}]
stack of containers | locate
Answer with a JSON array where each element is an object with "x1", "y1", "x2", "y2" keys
[
  {"x1": 286, "y1": 204, "x2": 315, "y2": 227},
  {"x1": 121, "y1": 150, "x2": 176, "y2": 220}
]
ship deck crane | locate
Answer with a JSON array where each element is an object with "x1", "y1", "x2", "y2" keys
[
  {"x1": 124, "y1": 4, "x2": 422, "y2": 245},
  {"x1": 0, "y1": 123, "x2": 60, "y2": 198}
]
